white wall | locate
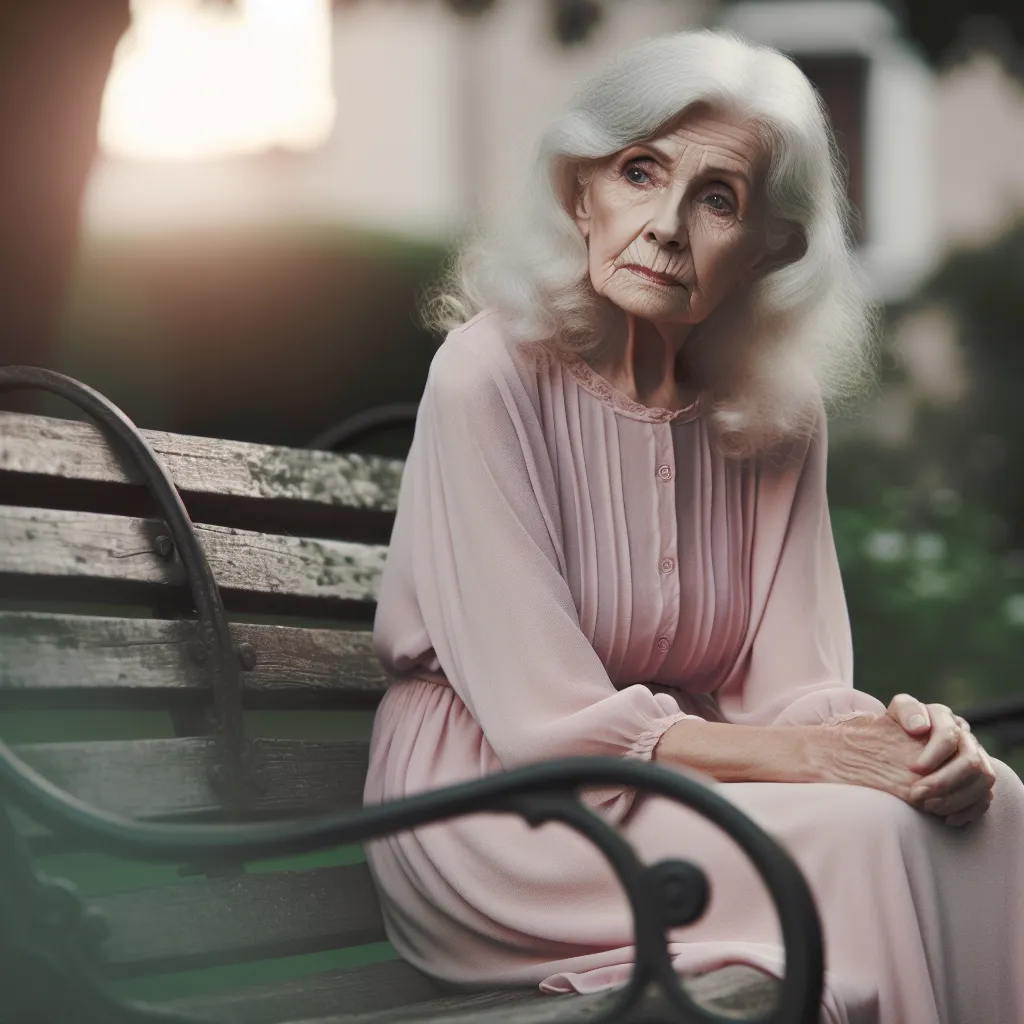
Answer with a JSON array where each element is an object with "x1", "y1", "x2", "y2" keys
[
  {"x1": 932, "y1": 52, "x2": 1024, "y2": 251},
  {"x1": 80, "y1": 0, "x2": 704, "y2": 240},
  {"x1": 81, "y1": 0, "x2": 1024, "y2": 297},
  {"x1": 720, "y1": 0, "x2": 939, "y2": 302}
]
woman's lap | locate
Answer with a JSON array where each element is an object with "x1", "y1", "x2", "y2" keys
[{"x1": 366, "y1": 682, "x2": 1024, "y2": 1020}]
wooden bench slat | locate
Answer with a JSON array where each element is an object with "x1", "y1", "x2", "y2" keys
[
  {"x1": 15, "y1": 738, "x2": 369, "y2": 819},
  {"x1": 0, "y1": 411, "x2": 403, "y2": 542},
  {"x1": 0, "y1": 506, "x2": 387, "y2": 616},
  {"x1": 315, "y1": 991, "x2": 564, "y2": 1024},
  {"x1": 0, "y1": 612, "x2": 391, "y2": 709},
  {"x1": 0, "y1": 412, "x2": 789, "y2": 1023},
  {"x1": 166, "y1": 960, "x2": 778, "y2": 1024},
  {"x1": 95, "y1": 862, "x2": 386, "y2": 974},
  {"x1": 166, "y1": 959, "x2": 459, "y2": 1024}
]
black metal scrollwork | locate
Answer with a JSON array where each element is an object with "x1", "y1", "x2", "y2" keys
[
  {"x1": 0, "y1": 368, "x2": 825, "y2": 1024},
  {"x1": 0, "y1": 744, "x2": 824, "y2": 1024},
  {"x1": 0, "y1": 366, "x2": 251, "y2": 806},
  {"x1": 306, "y1": 401, "x2": 420, "y2": 453}
]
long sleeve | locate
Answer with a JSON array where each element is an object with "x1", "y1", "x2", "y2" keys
[
  {"x1": 715, "y1": 409, "x2": 886, "y2": 728},
  {"x1": 372, "y1": 331, "x2": 699, "y2": 823}
]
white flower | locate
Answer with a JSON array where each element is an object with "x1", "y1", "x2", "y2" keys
[
  {"x1": 912, "y1": 532, "x2": 946, "y2": 563},
  {"x1": 1004, "y1": 594, "x2": 1024, "y2": 626},
  {"x1": 864, "y1": 529, "x2": 907, "y2": 563},
  {"x1": 909, "y1": 567, "x2": 954, "y2": 599}
]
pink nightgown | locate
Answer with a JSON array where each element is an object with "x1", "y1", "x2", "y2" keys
[{"x1": 362, "y1": 308, "x2": 1024, "y2": 1024}]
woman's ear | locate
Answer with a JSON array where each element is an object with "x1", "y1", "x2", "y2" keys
[
  {"x1": 751, "y1": 220, "x2": 806, "y2": 277},
  {"x1": 573, "y1": 187, "x2": 591, "y2": 238},
  {"x1": 570, "y1": 164, "x2": 596, "y2": 238}
]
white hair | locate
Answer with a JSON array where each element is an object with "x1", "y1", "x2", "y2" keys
[{"x1": 420, "y1": 28, "x2": 880, "y2": 456}]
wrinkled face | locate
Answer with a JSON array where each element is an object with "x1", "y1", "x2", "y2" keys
[{"x1": 572, "y1": 106, "x2": 775, "y2": 328}]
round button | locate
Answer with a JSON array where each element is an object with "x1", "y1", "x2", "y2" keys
[
  {"x1": 656, "y1": 636, "x2": 670, "y2": 653},
  {"x1": 660, "y1": 557, "x2": 676, "y2": 574},
  {"x1": 657, "y1": 464, "x2": 673, "y2": 481}
]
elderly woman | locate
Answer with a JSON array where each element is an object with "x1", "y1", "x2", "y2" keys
[{"x1": 363, "y1": 29, "x2": 1024, "y2": 1024}]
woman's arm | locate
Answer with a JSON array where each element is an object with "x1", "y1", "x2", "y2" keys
[
  {"x1": 654, "y1": 715, "x2": 936, "y2": 804},
  {"x1": 653, "y1": 718, "x2": 830, "y2": 784},
  {"x1": 714, "y1": 407, "x2": 887, "y2": 729}
]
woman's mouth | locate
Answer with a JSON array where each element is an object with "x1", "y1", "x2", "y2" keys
[{"x1": 622, "y1": 265, "x2": 684, "y2": 287}]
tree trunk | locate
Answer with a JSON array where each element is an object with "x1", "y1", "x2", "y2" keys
[{"x1": 0, "y1": 0, "x2": 130, "y2": 410}]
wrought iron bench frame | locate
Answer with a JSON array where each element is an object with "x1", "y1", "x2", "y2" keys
[{"x1": 0, "y1": 366, "x2": 831, "y2": 1024}]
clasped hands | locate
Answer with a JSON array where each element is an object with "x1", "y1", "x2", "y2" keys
[{"x1": 832, "y1": 694, "x2": 997, "y2": 828}]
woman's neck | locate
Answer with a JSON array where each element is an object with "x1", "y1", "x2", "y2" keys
[{"x1": 588, "y1": 313, "x2": 698, "y2": 412}]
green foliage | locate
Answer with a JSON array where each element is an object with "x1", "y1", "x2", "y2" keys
[
  {"x1": 830, "y1": 438, "x2": 1024, "y2": 710},
  {"x1": 921, "y1": 222, "x2": 1024, "y2": 545},
  {"x1": 828, "y1": 221, "x2": 1024, "y2": 716}
]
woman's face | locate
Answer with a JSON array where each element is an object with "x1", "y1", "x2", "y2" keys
[{"x1": 573, "y1": 107, "x2": 775, "y2": 328}]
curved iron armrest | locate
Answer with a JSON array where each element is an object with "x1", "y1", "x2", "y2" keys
[
  {"x1": 0, "y1": 368, "x2": 824, "y2": 1024},
  {"x1": 307, "y1": 403, "x2": 420, "y2": 453},
  {"x1": 0, "y1": 746, "x2": 823, "y2": 1024}
]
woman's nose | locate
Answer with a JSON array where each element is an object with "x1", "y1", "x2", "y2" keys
[{"x1": 644, "y1": 198, "x2": 688, "y2": 249}]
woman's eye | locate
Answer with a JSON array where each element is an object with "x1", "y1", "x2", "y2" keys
[
  {"x1": 624, "y1": 163, "x2": 652, "y2": 185},
  {"x1": 702, "y1": 192, "x2": 733, "y2": 213}
]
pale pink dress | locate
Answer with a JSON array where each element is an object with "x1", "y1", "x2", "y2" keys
[{"x1": 363, "y1": 309, "x2": 1024, "y2": 1024}]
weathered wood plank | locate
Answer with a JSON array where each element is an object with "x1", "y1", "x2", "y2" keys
[
  {"x1": 0, "y1": 506, "x2": 387, "y2": 615},
  {"x1": 166, "y1": 959, "x2": 461, "y2": 1023},
  {"x1": 307, "y1": 991, "x2": 564, "y2": 1024},
  {"x1": 0, "y1": 412, "x2": 404, "y2": 543},
  {"x1": 95, "y1": 862, "x2": 386, "y2": 974},
  {"x1": 0, "y1": 612, "x2": 391, "y2": 709},
  {"x1": 167, "y1": 960, "x2": 778, "y2": 1024},
  {"x1": 14, "y1": 738, "x2": 370, "y2": 819}
]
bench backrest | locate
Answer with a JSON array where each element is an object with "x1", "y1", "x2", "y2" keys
[{"x1": 0, "y1": 408, "x2": 468, "y2": 1021}]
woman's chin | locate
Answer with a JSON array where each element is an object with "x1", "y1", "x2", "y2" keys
[{"x1": 610, "y1": 289, "x2": 693, "y2": 322}]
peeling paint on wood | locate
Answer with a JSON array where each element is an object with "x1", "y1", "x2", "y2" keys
[
  {"x1": 0, "y1": 505, "x2": 388, "y2": 606},
  {"x1": 0, "y1": 411, "x2": 405, "y2": 511}
]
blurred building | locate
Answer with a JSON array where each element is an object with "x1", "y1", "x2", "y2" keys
[
  {"x1": 83, "y1": 0, "x2": 708, "y2": 241},
  {"x1": 82, "y1": 0, "x2": 1024, "y2": 300},
  {"x1": 67, "y1": 0, "x2": 1024, "y2": 444}
]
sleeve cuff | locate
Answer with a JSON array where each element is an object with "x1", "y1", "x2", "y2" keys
[{"x1": 625, "y1": 710, "x2": 696, "y2": 762}]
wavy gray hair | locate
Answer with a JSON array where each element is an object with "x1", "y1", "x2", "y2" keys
[{"x1": 420, "y1": 28, "x2": 880, "y2": 455}]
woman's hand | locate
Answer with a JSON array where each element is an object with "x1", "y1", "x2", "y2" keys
[
  {"x1": 885, "y1": 693, "x2": 997, "y2": 827},
  {"x1": 825, "y1": 713, "x2": 933, "y2": 804}
]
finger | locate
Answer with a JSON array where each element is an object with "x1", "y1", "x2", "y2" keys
[
  {"x1": 944, "y1": 790, "x2": 994, "y2": 828},
  {"x1": 911, "y1": 731, "x2": 977, "y2": 797},
  {"x1": 910, "y1": 711, "x2": 961, "y2": 773},
  {"x1": 924, "y1": 774, "x2": 993, "y2": 816},
  {"x1": 888, "y1": 693, "x2": 931, "y2": 735},
  {"x1": 915, "y1": 733, "x2": 993, "y2": 803}
]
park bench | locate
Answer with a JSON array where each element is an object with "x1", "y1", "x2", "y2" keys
[{"x1": 0, "y1": 364, "x2": 906, "y2": 1024}]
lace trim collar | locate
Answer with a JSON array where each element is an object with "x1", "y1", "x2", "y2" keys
[{"x1": 527, "y1": 341, "x2": 703, "y2": 424}]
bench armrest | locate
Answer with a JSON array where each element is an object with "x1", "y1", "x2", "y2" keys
[{"x1": 0, "y1": 744, "x2": 823, "y2": 1024}]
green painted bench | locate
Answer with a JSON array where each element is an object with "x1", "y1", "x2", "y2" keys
[{"x1": 0, "y1": 368, "x2": 825, "y2": 1024}]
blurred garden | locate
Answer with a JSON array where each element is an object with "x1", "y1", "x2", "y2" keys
[
  {"x1": 830, "y1": 223, "x2": 1024, "y2": 723},
  {"x1": 3, "y1": 0, "x2": 1024, "y2": 735},
  {"x1": 3, "y1": 0, "x2": 1024, "y2": 1011}
]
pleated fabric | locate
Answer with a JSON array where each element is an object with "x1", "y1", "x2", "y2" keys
[{"x1": 364, "y1": 309, "x2": 1024, "y2": 1024}]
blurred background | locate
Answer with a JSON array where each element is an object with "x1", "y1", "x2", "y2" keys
[
  {"x1": 2, "y1": 0, "x2": 1024, "y2": 766},
  {"x1": 2, "y1": 0, "x2": 1023, "y2": 1005}
]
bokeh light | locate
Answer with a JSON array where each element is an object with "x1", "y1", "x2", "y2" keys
[{"x1": 99, "y1": 0, "x2": 335, "y2": 160}]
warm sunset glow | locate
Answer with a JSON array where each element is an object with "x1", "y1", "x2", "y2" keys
[{"x1": 99, "y1": 0, "x2": 335, "y2": 160}]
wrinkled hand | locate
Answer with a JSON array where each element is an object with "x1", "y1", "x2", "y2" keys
[
  {"x1": 886, "y1": 693, "x2": 997, "y2": 827},
  {"x1": 826, "y1": 713, "x2": 932, "y2": 805}
]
